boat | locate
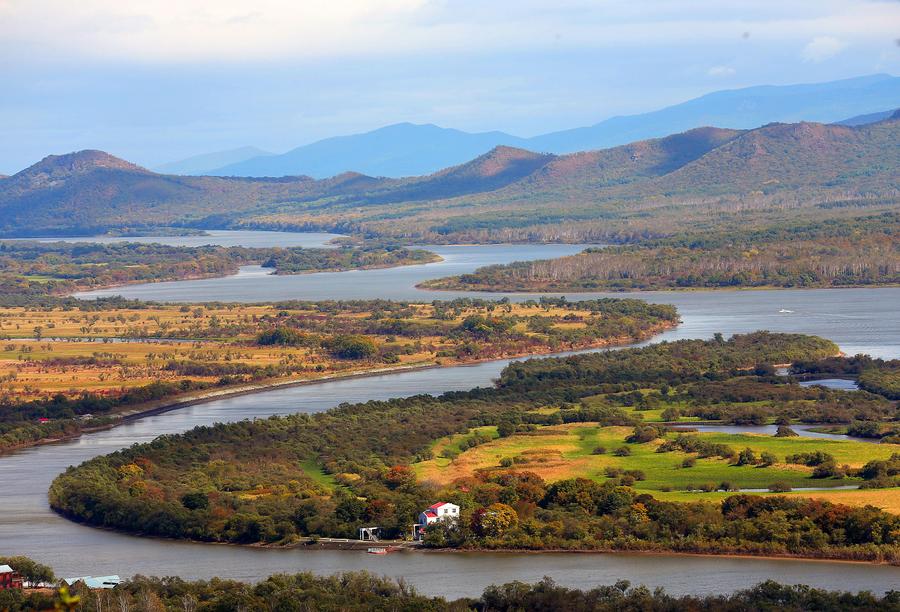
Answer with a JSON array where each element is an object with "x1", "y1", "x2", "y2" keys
[
  {"x1": 367, "y1": 547, "x2": 389, "y2": 554},
  {"x1": 778, "y1": 309, "x2": 794, "y2": 314}
]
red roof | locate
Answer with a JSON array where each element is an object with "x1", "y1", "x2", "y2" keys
[
  {"x1": 423, "y1": 510, "x2": 437, "y2": 518},
  {"x1": 428, "y1": 502, "x2": 449, "y2": 510}
]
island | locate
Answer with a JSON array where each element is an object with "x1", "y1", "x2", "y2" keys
[
  {"x1": 0, "y1": 297, "x2": 677, "y2": 452},
  {"x1": 48, "y1": 332, "x2": 900, "y2": 565}
]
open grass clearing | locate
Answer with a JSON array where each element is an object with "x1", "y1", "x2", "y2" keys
[{"x1": 414, "y1": 422, "x2": 900, "y2": 511}]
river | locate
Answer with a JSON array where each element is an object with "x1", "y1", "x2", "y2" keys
[
  {"x1": 75, "y1": 234, "x2": 900, "y2": 360},
  {"x1": 3, "y1": 231, "x2": 900, "y2": 597}
]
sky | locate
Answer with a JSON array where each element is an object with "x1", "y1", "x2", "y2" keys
[{"x1": 1, "y1": 0, "x2": 899, "y2": 173}]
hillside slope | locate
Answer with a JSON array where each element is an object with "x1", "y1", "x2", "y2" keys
[{"x1": 2, "y1": 117, "x2": 897, "y2": 242}]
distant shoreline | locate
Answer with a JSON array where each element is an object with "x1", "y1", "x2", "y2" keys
[{"x1": 418, "y1": 280, "x2": 900, "y2": 294}]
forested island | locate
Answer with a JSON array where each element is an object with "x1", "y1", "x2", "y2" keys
[
  {"x1": 0, "y1": 241, "x2": 439, "y2": 301},
  {"x1": 422, "y1": 214, "x2": 900, "y2": 292},
  {"x1": 0, "y1": 297, "x2": 676, "y2": 452},
  {"x1": 48, "y1": 332, "x2": 900, "y2": 563}
]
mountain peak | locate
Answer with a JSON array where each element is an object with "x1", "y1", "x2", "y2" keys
[
  {"x1": 6, "y1": 150, "x2": 150, "y2": 193},
  {"x1": 445, "y1": 145, "x2": 553, "y2": 179},
  {"x1": 19, "y1": 150, "x2": 147, "y2": 178}
]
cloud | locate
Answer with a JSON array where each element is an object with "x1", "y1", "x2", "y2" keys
[
  {"x1": 707, "y1": 65, "x2": 736, "y2": 77},
  {"x1": 801, "y1": 36, "x2": 847, "y2": 62},
  {"x1": 0, "y1": 1, "x2": 896, "y2": 64}
]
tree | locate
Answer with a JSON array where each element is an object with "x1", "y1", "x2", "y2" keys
[
  {"x1": 736, "y1": 447, "x2": 758, "y2": 466},
  {"x1": 0, "y1": 556, "x2": 55, "y2": 584},
  {"x1": 472, "y1": 503, "x2": 518, "y2": 537},
  {"x1": 328, "y1": 335, "x2": 377, "y2": 359},
  {"x1": 759, "y1": 452, "x2": 778, "y2": 467},
  {"x1": 181, "y1": 491, "x2": 209, "y2": 510},
  {"x1": 661, "y1": 406, "x2": 681, "y2": 422},
  {"x1": 383, "y1": 465, "x2": 416, "y2": 489}
]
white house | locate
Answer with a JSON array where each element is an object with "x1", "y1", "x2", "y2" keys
[
  {"x1": 419, "y1": 501, "x2": 459, "y2": 525},
  {"x1": 414, "y1": 502, "x2": 459, "y2": 539}
]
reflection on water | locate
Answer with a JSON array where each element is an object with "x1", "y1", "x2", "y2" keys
[
  {"x1": 10, "y1": 229, "x2": 344, "y2": 249},
  {"x1": 799, "y1": 378, "x2": 859, "y2": 391}
]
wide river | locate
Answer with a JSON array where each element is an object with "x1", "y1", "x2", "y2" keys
[{"x1": 4, "y1": 230, "x2": 900, "y2": 597}]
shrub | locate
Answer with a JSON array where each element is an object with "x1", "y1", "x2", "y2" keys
[
  {"x1": 256, "y1": 327, "x2": 306, "y2": 346},
  {"x1": 768, "y1": 481, "x2": 792, "y2": 492},
  {"x1": 735, "y1": 448, "x2": 758, "y2": 466},
  {"x1": 682, "y1": 457, "x2": 696, "y2": 468},
  {"x1": 592, "y1": 446, "x2": 607, "y2": 455},
  {"x1": 774, "y1": 425, "x2": 799, "y2": 437},
  {"x1": 759, "y1": 451, "x2": 778, "y2": 467},
  {"x1": 327, "y1": 335, "x2": 377, "y2": 359},
  {"x1": 613, "y1": 446, "x2": 631, "y2": 457}
]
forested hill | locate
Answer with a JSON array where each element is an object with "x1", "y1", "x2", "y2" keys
[{"x1": 1, "y1": 116, "x2": 898, "y2": 242}]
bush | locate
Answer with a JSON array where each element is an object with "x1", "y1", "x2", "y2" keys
[
  {"x1": 256, "y1": 327, "x2": 306, "y2": 346},
  {"x1": 682, "y1": 457, "x2": 696, "y2": 468},
  {"x1": 613, "y1": 446, "x2": 631, "y2": 457},
  {"x1": 592, "y1": 446, "x2": 607, "y2": 455},
  {"x1": 327, "y1": 335, "x2": 378, "y2": 359},
  {"x1": 759, "y1": 451, "x2": 778, "y2": 467},
  {"x1": 768, "y1": 481, "x2": 792, "y2": 492},
  {"x1": 812, "y1": 461, "x2": 843, "y2": 479},
  {"x1": 775, "y1": 425, "x2": 799, "y2": 437},
  {"x1": 660, "y1": 406, "x2": 681, "y2": 421},
  {"x1": 735, "y1": 448, "x2": 758, "y2": 466}
]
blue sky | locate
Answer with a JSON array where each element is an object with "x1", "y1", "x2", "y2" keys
[{"x1": 1, "y1": 0, "x2": 899, "y2": 173}]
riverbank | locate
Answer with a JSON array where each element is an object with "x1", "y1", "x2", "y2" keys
[
  {"x1": 59, "y1": 520, "x2": 898, "y2": 567},
  {"x1": 418, "y1": 279, "x2": 900, "y2": 294},
  {"x1": 425, "y1": 546, "x2": 900, "y2": 566}
]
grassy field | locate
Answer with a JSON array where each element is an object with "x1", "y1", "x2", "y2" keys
[
  {"x1": 414, "y1": 422, "x2": 900, "y2": 512},
  {"x1": 0, "y1": 300, "x2": 672, "y2": 402}
]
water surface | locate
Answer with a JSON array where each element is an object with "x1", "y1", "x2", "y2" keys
[
  {"x1": 9, "y1": 229, "x2": 343, "y2": 249},
  {"x1": 3, "y1": 355, "x2": 899, "y2": 596},
  {"x1": 5, "y1": 231, "x2": 900, "y2": 595}
]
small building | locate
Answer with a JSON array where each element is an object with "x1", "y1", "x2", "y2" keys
[
  {"x1": 63, "y1": 575, "x2": 121, "y2": 590},
  {"x1": 413, "y1": 502, "x2": 460, "y2": 539},
  {"x1": 0, "y1": 565, "x2": 23, "y2": 591}
]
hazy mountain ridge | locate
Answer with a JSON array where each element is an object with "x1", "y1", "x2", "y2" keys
[
  {"x1": 834, "y1": 109, "x2": 898, "y2": 126},
  {"x1": 210, "y1": 123, "x2": 528, "y2": 179},
  {"x1": 153, "y1": 146, "x2": 272, "y2": 175},
  {"x1": 1, "y1": 114, "x2": 897, "y2": 240},
  {"x1": 195, "y1": 74, "x2": 899, "y2": 178}
]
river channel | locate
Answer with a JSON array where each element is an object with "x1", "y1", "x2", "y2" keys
[{"x1": 3, "y1": 231, "x2": 899, "y2": 597}]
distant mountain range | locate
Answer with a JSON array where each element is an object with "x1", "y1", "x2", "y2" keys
[
  {"x1": 153, "y1": 74, "x2": 900, "y2": 179},
  {"x1": 832, "y1": 109, "x2": 897, "y2": 127},
  {"x1": 153, "y1": 146, "x2": 271, "y2": 175},
  {"x1": 1, "y1": 110, "x2": 897, "y2": 241}
]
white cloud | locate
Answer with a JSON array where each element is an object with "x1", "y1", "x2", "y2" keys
[
  {"x1": 801, "y1": 36, "x2": 848, "y2": 62},
  {"x1": 707, "y1": 65, "x2": 736, "y2": 77},
  {"x1": 0, "y1": 0, "x2": 897, "y2": 64}
]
